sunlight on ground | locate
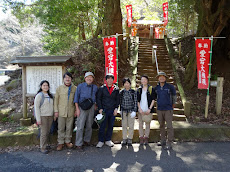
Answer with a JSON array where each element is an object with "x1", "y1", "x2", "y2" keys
[
  {"x1": 103, "y1": 162, "x2": 119, "y2": 172},
  {"x1": 204, "y1": 153, "x2": 224, "y2": 163},
  {"x1": 151, "y1": 166, "x2": 163, "y2": 172},
  {"x1": 126, "y1": 162, "x2": 144, "y2": 171}
]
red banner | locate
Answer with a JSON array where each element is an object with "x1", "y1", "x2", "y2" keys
[
  {"x1": 195, "y1": 39, "x2": 211, "y2": 89},
  {"x1": 163, "y1": 2, "x2": 168, "y2": 11},
  {"x1": 155, "y1": 27, "x2": 159, "y2": 39},
  {"x1": 103, "y1": 37, "x2": 117, "y2": 83},
  {"x1": 126, "y1": 5, "x2": 132, "y2": 27},
  {"x1": 163, "y1": 10, "x2": 168, "y2": 26}
]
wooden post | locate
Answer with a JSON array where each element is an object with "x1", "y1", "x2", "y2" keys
[
  {"x1": 22, "y1": 65, "x2": 27, "y2": 119},
  {"x1": 216, "y1": 77, "x2": 224, "y2": 115},
  {"x1": 184, "y1": 101, "x2": 191, "y2": 117},
  {"x1": 150, "y1": 25, "x2": 153, "y2": 39},
  {"x1": 20, "y1": 65, "x2": 31, "y2": 126},
  {"x1": 62, "y1": 66, "x2": 66, "y2": 78},
  {"x1": 179, "y1": 42, "x2": 181, "y2": 58},
  {"x1": 205, "y1": 95, "x2": 210, "y2": 118},
  {"x1": 126, "y1": 34, "x2": 129, "y2": 53}
]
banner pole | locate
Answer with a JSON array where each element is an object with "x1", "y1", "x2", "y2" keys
[
  {"x1": 116, "y1": 33, "x2": 119, "y2": 86},
  {"x1": 204, "y1": 35, "x2": 213, "y2": 118}
]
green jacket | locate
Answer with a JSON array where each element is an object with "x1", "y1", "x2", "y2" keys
[{"x1": 54, "y1": 84, "x2": 77, "y2": 117}]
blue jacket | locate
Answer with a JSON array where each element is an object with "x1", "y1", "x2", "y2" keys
[
  {"x1": 74, "y1": 82, "x2": 98, "y2": 103},
  {"x1": 155, "y1": 82, "x2": 176, "y2": 111}
]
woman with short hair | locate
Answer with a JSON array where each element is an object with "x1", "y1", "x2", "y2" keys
[{"x1": 120, "y1": 78, "x2": 137, "y2": 146}]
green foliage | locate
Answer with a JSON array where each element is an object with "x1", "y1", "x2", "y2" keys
[
  {"x1": 120, "y1": 0, "x2": 198, "y2": 38},
  {"x1": 4, "y1": 0, "x2": 102, "y2": 54},
  {"x1": 121, "y1": 0, "x2": 166, "y2": 21},
  {"x1": 1, "y1": 116, "x2": 13, "y2": 123},
  {"x1": 69, "y1": 38, "x2": 105, "y2": 86},
  {"x1": 168, "y1": 0, "x2": 198, "y2": 37}
]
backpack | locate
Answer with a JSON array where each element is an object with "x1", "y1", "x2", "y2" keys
[
  {"x1": 33, "y1": 92, "x2": 45, "y2": 118},
  {"x1": 138, "y1": 86, "x2": 153, "y2": 95}
]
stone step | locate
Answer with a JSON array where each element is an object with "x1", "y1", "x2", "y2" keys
[
  {"x1": 138, "y1": 58, "x2": 171, "y2": 62},
  {"x1": 137, "y1": 63, "x2": 173, "y2": 68},
  {"x1": 4, "y1": 121, "x2": 230, "y2": 147},
  {"x1": 135, "y1": 81, "x2": 179, "y2": 89},
  {"x1": 115, "y1": 113, "x2": 186, "y2": 124},
  {"x1": 136, "y1": 74, "x2": 175, "y2": 80},
  {"x1": 137, "y1": 70, "x2": 174, "y2": 74},
  {"x1": 136, "y1": 80, "x2": 176, "y2": 86}
]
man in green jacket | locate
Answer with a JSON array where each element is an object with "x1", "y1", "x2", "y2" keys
[{"x1": 54, "y1": 72, "x2": 77, "y2": 151}]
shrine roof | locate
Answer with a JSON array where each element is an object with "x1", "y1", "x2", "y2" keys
[
  {"x1": 134, "y1": 20, "x2": 164, "y2": 25},
  {"x1": 10, "y1": 55, "x2": 73, "y2": 66}
]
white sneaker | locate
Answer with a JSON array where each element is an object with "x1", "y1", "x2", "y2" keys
[
  {"x1": 105, "y1": 140, "x2": 114, "y2": 147},
  {"x1": 96, "y1": 142, "x2": 104, "y2": 148}
]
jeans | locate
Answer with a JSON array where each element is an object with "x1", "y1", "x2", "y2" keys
[{"x1": 98, "y1": 109, "x2": 115, "y2": 142}]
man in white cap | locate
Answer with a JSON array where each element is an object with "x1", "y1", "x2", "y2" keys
[
  {"x1": 74, "y1": 72, "x2": 98, "y2": 151},
  {"x1": 155, "y1": 71, "x2": 176, "y2": 150}
]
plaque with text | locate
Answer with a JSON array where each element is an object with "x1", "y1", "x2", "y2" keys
[{"x1": 26, "y1": 66, "x2": 63, "y2": 94}]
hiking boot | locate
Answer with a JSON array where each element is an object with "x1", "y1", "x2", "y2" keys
[
  {"x1": 105, "y1": 140, "x2": 114, "y2": 147},
  {"x1": 121, "y1": 139, "x2": 127, "y2": 146},
  {"x1": 57, "y1": 144, "x2": 64, "y2": 151},
  {"x1": 46, "y1": 145, "x2": 51, "y2": 150},
  {"x1": 83, "y1": 141, "x2": 92, "y2": 147},
  {"x1": 40, "y1": 148, "x2": 49, "y2": 154},
  {"x1": 127, "y1": 139, "x2": 132, "y2": 146},
  {"x1": 96, "y1": 141, "x2": 104, "y2": 148},
  {"x1": 139, "y1": 137, "x2": 144, "y2": 145},
  {"x1": 144, "y1": 137, "x2": 149, "y2": 145},
  {"x1": 66, "y1": 142, "x2": 73, "y2": 149},
  {"x1": 75, "y1": 146, "x2": 84, "y2": 152},
  {"x1": 164, "y1": 142, "x2": 172, "y2": 150}
]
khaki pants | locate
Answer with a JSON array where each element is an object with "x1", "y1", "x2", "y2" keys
[
  {"x1": 138, "y1": 113, "x2": 151, "y2": 138},
  {"x1": 40, "y1": 116, "x2": 53, "y2": 149},
  {"x1": 122, "y1": 111, "x2": 135, "y2": 140},
  {"x1": 57, "y1": 116, "x2": 74, "y2": 144},
  {"x1": 75, "y1": 105, "x2": 95, "y2": 146},
  {"x1": 157, "y1": 110, "x2": 174, "y2": 143}
]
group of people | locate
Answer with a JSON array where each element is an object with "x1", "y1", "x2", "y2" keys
[{"x1": 34, "y1": 71, "x2": 176, "y2": 154}]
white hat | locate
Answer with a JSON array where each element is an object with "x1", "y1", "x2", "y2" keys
[
  {"x1": 156, "y1": 71, "x2": 168, "y2": 78},
  {"x1": 85, "y1": 72, "x2": 95, "y2": 78}
]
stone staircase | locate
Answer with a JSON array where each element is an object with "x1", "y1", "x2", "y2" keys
[{"x1": 136, "y1": 38, "x2": 186, "y2": 121}]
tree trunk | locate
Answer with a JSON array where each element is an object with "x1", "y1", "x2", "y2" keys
[
  {"x1": 184, "y1": 0, "x2": 230, "y2": 89},
  {"x1": 102, "y1": 0, "x2": 126, "y2": 65}
]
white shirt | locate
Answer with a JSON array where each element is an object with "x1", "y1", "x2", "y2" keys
[{"x1": 140, "y1": 90, "x2": 148, "y2": 112}]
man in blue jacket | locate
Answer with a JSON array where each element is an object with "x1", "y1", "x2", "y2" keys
[
  {"x1": 155, "y1": 72, "x2": 176, "y2": 150},
  {"x1": 74, "y1": 72, "x2": 98, "y2": 151},
  {"x1": 96, "y1": 74, "x2": 120, "y2": 148}
]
